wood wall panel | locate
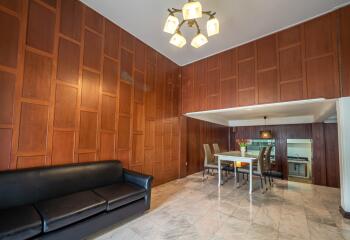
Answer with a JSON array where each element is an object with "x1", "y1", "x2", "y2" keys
[
  {"x1": 340, "y1": 6, "x2": 350, "y2": 97},
  {"x1": 104, "y1": 20, "x2": 120, "y2": 60},
  {"x1": 22, "y1": 51, "x2": 52, "y2": 100},
  {"x1": 304, "y1": 14, "x2": 334, "y2": 58},
  {"x1": 220, "y1": 50, "x2": 236, "y2": 78},
  {"x1": 83, "y1": 30, "x2": 102, "y2": 70},
  {"x1": 181, "y1": 7, "x2": 344, "y2": 113},
  {"x1": 78, "y1": 153, "x2": 96, "y2": 163},
  {"x1": 278, "y1": 26, "x2": 301, "y2": 48},
  {"x1": 257, "y1": 35, "x2": 277, "y2": 70},
  {"x1": 102, "y1": 57, "x2": 118, "y2": 94},
  {"x1": 280, "y1": 81, "x2": 304, "y2": 102},
  {"x1": 257, "y1": 69, "x2": 278, "y2": 104},
  {"x1": 26, "y1": 0, "x2": 55, "y2": 53},
  {"x1": 120, "y1": 48, "x2": 133, "y2": 82},
  {"x1": 0, "y1": 11, "x2": 19, "y2": 68},
  {"x1": 0, "y1": 71, "x2": 15, "y2": 124},
  {"x1": 220, "y1": 78, "x2": 236, "y2": 108},
  {"x1": 52, "y1": 131, "x2": 74, "y2": 165},
  {"x1": 60, "y1": 0, "x2": 82, "y2": 41},
  {"x1": 0, "y1": 0, "x2": 181, "y2": 187},
  {"x1": 100, "y1": 132, "x2": 115, "y2": 160},
  {"x1": 121, "y1": 29, "x2": 134, "y2": 52},
  {"x1": 0, "y1": 0, "x2": 21, "y2": 13},
  {"x1": 17, "y1": 156, "x2": 46, "y2": 169},
  {"x1": 18, "y1": 103, "x2": 48, "y2": 153},
  {"x1": 79, "y1": 111, "x2": 97, "y2": 149},
  {"x1": 238, "y1": 43, "x2": 255, "y2": 60},
  {"x1": 101, "y1": 95, "x2": 116, "y2": 131},
  {"x1": 0, "y1": 129, "x2": 12, "y2": 170},
  {"x1": 238, "y1": 60, "x2": 255, "y2": 89},
  {"x1": 57, "y1": 38, "x2": 80, "y2": 84},
  {"x1": 207, "y1": 69, "x2": 220, "y2": 96},
  {"x1": 84, "y1": 7, "x2": 103, "y2": 34},
  {"x1": 238, "y1": 89, "x2": 255, "y2": 106},
  {"x1": 81, "y1": 70, "x2": 100, "y2": 109},
  {"x1": 306, "y1": 55, "x2": 337, "y2": 99},
  {"x1": 118, "y1": 116, "x2": 131, "y2": 149},
  {"x1": 119, "y1": 81, "x2": 131, "y2": 115},
  {"x1": 54, "y1": 84, "x2": 77, "y2": 128},
  {"x1": 279, "y1": 46, "x2": 302, "y2": 82},
  {"x1": 134, "y1": 71, "x2": 145, "y2": 104}
]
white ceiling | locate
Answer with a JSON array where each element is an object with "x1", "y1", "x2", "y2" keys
[
  {"x1": 185, "y1": 99, "x2": 337, "y2": 127},
  {"x1": 81, "y1": 0, "x2": 350, "y2": 66}
]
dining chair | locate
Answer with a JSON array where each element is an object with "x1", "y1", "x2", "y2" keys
[
  {"x1": 212, "y1": 143, "x2": 221, "y2": 154},
  {"x1": 264, "y1": 145, "x2": 283, "y2": 183},
  {"x1": 203, "y1": 144, "x2": 228, "y2": 181},
  {"x1": 236, "y1": 147, "x2": 267, "y2": 191}
]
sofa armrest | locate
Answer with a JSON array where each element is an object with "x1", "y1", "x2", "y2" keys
[{"x1": 123, "y1": 169, "x2": 153, "y2": 210}]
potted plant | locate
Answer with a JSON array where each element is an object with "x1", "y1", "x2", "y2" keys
[{"x1": 236, "y1": 139, "x2": 248, "y2": 156}]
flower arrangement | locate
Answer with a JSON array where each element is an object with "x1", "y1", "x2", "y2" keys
[{"x1": 236, "y1": 139, "x2": 248, "y2": 147}]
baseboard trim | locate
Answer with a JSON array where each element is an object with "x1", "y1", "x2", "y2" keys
[{"x1": 340, "y1": 206, "x2": 350, "y2": 219}]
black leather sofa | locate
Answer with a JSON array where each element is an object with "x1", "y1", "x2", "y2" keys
[{"x1": 0, "y1": 160, "x2": 153, "y2": 240}]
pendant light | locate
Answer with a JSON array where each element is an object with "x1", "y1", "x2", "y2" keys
[{"x1": 260, "y1": 116, "x2": 272, "y2": 139}]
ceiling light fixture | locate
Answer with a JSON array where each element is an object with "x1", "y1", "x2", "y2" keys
[
  {"x1": 260, "y1": 116, "x2": 273, "y2": 139},
  {"x1": 163, "y1": 0, "x2": 219, "y2": 48}
]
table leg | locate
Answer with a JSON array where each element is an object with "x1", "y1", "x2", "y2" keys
[
  {"x1": 249, "y1": 161, "x2": 253, "y2": 194},
  {"x1": 218, "y1": 158, "x2": 221, "y2": 186},
  {"x1": 234, "y1": 161, "x2": 237, "y2": 183}
]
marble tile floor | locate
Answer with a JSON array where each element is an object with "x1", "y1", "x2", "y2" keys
[{"x1": 90, "y1": 173, "x2": 350, "y2": 240}]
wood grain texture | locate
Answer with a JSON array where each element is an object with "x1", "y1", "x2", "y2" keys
[
  {"x1": 26, "y1": 0, "x2": 55, "y2": 53},
  {"x1": 18, "y1": 103, "x2": 48, "y2": 153},
  {"x1": 54, "y1": 84, "x2": 77, "y2": 128},
  {"x1": 0, "y1": 71, "x2": 15, "y2": 124},
  {"x1": 340, "y1": 6, "x2": 350, "y2": 97},
  {"x1": 0, "y1": 0, "x2": 180, "y2": 186},
  {"x1": 60, "y1": 0, "x2": 82, "y2": 41},
  {"x1": 0, "y1": 11, "x2": 19, "y2": 67},
  {"x1": 181, "y1": 8, "x2": 343, "y2": 113},
  {"x1": 57, "y1": 38, "x2": 80, "y2": 84},
  {"x1": 22, "y1": 50, "x2": 52, "y2": 100}
]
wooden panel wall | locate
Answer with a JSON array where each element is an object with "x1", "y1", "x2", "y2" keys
[
  {"x1": 183, "y1": 117, "x2": 229, "y2": 176},
  {"x1": 231, "y1": 123, "x2": 339, "y2": 188},
  {"x1": 181, "y1": 9, "x2": 347, "y2": 113},
  {"x1": 340, "y1": 5, "x2": 350, "y2": 97},
  {"x1": 0, "y1": 0, "x2": 180, "y2": 186}
]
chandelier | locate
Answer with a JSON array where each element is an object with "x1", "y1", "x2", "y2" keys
[{"x1": 163, "y1": 0, "x2": 220, "y2": 48}]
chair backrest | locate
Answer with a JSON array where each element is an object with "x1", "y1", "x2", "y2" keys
[
  {"x1": 257, "y1": 147, "x2": 267, "y2": 174},
  {"x1": 212, "y1": 143, "x2": 220, "y2": 154},
  {"x1": 203, "y1": 144, "x2": 214, "y2": 166},
  {"x1": 265, "y1": 145, "x2": 273, "y2": 170}
]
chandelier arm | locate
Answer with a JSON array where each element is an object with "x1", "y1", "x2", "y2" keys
[
  {"x1": 202, "y1": 11, "x2": 216, "y2": 18},
  {"x1": 177, "y1": 20, "x2": 186, "y2": 32},
  {"x1": 194, "y1": 20, "x2": 200, "y2": 34},
  {"x1": 170, "y1": 8, "x2": 182, "y2": 14}
]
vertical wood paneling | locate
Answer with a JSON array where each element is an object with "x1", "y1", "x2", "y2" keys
[
  {"x1": 0, "y1": 0, "x2": 181, "y2": 186},
  {"x1": 340, "y1": 6, "x2": 350, "y2": 97},
  {"x1": 181, "y1": 9, "x2": 343, "y2": 113}
]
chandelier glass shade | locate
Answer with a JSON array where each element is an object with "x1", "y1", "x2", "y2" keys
[{"x1": 163, "y1": 0, "x2": 219, "y2": 48}]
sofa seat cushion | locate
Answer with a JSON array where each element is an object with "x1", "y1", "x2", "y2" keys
[
  {"x1": 94, "y1": 183, "x2": 146, "y2": 211},
  {"x1": 0, "y1": 205, "x2": 42, "y2": 240},
  {"x1": 35, "y1": 191, "x2": 106, "y2": 233}
]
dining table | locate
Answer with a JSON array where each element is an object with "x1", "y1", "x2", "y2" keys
[{"x1": 214, "y1": 151, "x2": 257, "y2": 194}]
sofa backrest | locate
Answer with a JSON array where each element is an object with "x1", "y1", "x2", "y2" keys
[{"x1": 0, "y1": 160, "x2": 123, "y2": 209}]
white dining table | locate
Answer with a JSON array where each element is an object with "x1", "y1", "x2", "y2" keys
[{"x1": 214, "y1": 151, "x2": 257, "y2": 194}]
